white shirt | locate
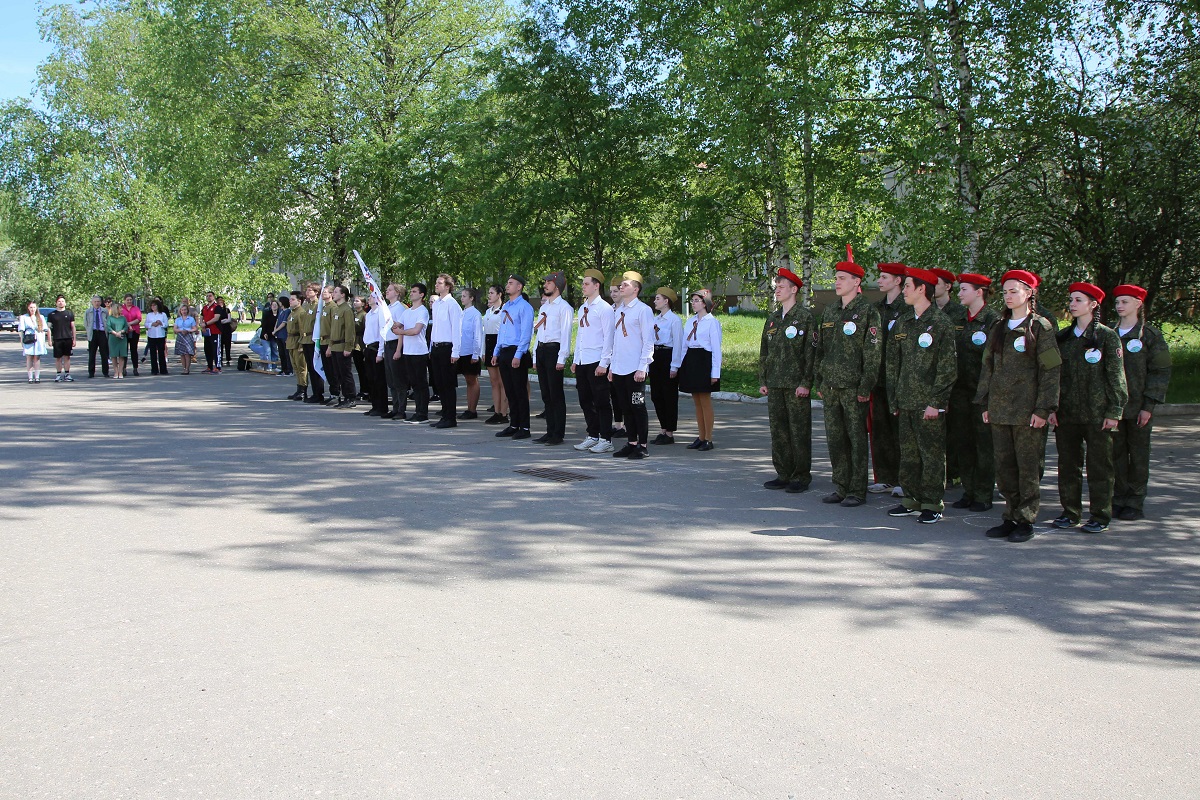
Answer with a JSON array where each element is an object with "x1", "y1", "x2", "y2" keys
[
  {"x1": 383, "y1": 301, "x2": 407, "y2": 343},
  {"x1": 400, "y1": 304, "x2": 430, "y2": 355},
  {"x1": 574, "y1": 295, "x2": 613, "y2": 368},
  {"x1": 363, "y1": 306, "x2": 382, "y2": 347},
  {"x1": 429, "y1": 293, "x2": 463, "y2": 358},
  {"x1": 683, "y1": 313, "x2": 723, "y2": 378},
  {"x1": 459, "y1": 306, "x2": 484, "y2": 361},
  {"x1": 1008, "y1": 315, "x2": 1027, "y2": 330},
  {"x1": 532, "y1": 295, "x2": 573, "y2": 365},
  {"x1": 607, "y1": 298, "x2": 655, "y2": 376},
  {"x1": 654, "y1": 309, "x2": 685, "y2": 371},
  {"x1": 483, "y1": 305, "x2": 504, "y2": 335},
  {"x1": 144, "y1": 311, "x2": 169, "y2": 338}
]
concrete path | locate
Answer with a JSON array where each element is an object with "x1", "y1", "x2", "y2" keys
[{"x1": 2, "y1": 334, "x2": 1198, "y2": 799}]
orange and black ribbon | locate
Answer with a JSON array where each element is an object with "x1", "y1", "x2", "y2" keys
[
  {"x1": 580, "y1": 306, "x2": 590, "y2": 327},
  {"x1": 616, "y1": 311, "x2": 628, "y2": 337},
  {"x1": 533, "y1": 312, "x2": 547, "y2": 330},
  {"x1": 687, "y1": 320, "x2": 698, "y2": 341}
]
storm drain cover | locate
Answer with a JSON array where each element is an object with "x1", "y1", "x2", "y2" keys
[{"x1": 514, "y1": 467, "x2": 595, "y2": 483}]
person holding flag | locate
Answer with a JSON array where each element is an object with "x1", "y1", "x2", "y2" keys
[{"x1": 300, "y1": 283, "x2": 325, "y2": 404}]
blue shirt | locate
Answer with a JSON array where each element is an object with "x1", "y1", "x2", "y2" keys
[{"x1": 493, "y1": 295, "x2": 534, "y2": 359}]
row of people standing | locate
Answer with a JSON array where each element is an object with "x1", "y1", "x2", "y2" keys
[{"x1": 759, "y1": 258, "x2": 1170, "y2": 542}]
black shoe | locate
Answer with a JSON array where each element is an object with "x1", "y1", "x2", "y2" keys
[
  {"x1": 918, "y1": 510, "x2": 943, "y2": 524},
  {"x1": 888, "y1": 505, "x2": 916, "y2": 517},
  {"x1": 382, "y1": 411, "x2": 396, "y2": 419},
  {"x1": 1007, "y1": 523, "x2": 1035, "y2": 543},
  {"x1": 511, "y1": 429, "x2": 531, "y2": 440},
  {"x1": 459, "y1": 411, "x2": 478, "y2": 420},
  {"x1": 968, "y1": 501, "x2": 993, "y2": 512},
  {"x1": 496, "y1": 426, "x2": 517, "y2": 437},
  {"x1": 986, "y1": 520, "x2": 1018, "y2": 538},
  {"x1": 821, "y1": 492, "x2": 844, "y2": 504},
  {"x1": 535, "y1": 410, "x2": 547, "y2": 418},
  {"x1": 653, "y1": 433, "x2": 675, "y2": 445},
  {"x1": 364, "y1": 409, "x2": 382, "y2": 416},
  {"x1": 305, "y1": 395, "x2": 325, "y2": 404},
  {"x1": 786, "y1": 481, "x2": 810, "y2": 494},
  {"x1": 951, "y1": 497, "x2": 973, "y2": 509},
  {"x1": 543, "y1": 437, "x2": 564, "y2": 446},
  {"x1": 697, "y1": 440, "x2": 714, "y2": 451},
  {"x1": 486, "y1": 405, "x2": 495, "y2": 412},
  {"x1": 533, "y1": 433, "x2": 552, "y2": 443},
  {"x1": 1081, "y1": 519, "x2": 1108, "y2": 533},
  {"x1": 406, "y1": 414, "x2": 429, "y2": 424},
  {"x1": 393, "y1": 413, "x2": 409, "y2": 421},
  {"x1": 839, "y1": 496, "x2": 865, "y2": 507},
  {"x1": 287, "y1": 391, "x2": 303, "y2": 400},
  {"x1": 1117, "y1": 507, "x2": 1143, "y2": 521},
  {"x1": 613, "y1": 443, "x2": 638, "y2": 457},
  {"x1": 433, "y1": 418, "x2": 457, "y2": 429},
  {"x1": 763, "y1": 478, "x2": 788, "y2": 490},
  {"x1": 430, "y1": 393, "x2": 441, "y2": 403},
  {"x1": 485, "y1": 413, "x2": 508, "y2": 425},
  {"x1": 686, "y1": 438, "x2": 704, "y2": 450},
  {"x1": 1051, "y1": 515, "x2": 1077, "y2": 529},
  {"x1": 611, "y1": 427, "x2": 627, "y2": 438},
  {"x1": 323, "y1": 398, "x2": 339, "y2": 407},
  {"x1": 627, "y1": 446, "x2": 647, "y2": 460}
]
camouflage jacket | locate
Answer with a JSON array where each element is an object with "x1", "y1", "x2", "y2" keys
[
  {"x1": 758, "y1": 303, "x2": 815, "y2": 389},
  {"x1": 1057, "y1": 323, "x2": 1129, "y2": 423},
  {"x1": 876, "y1": 293, "x2": 905, "y2": 388},
  {"x1": 887, "y1": 305, "x2": 958, "y2": 411},
  {"x1": 974, "y1": 313, "x2": 1061, "y2": 424},
  {"x1": 814, "y1": 294, "x2": 882, "y2": 396},
  {"x1": 953, "y1": 305, "x2": 1002, "y2": 399},
  {"x1": 1117, "y1": 322, "x2": 1171, "y2": 418},
  {"x1": 937, "y1": 299, "x2": 968, "y2": 327}
]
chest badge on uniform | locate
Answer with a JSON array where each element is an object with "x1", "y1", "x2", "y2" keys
[
  {"x1": 1014, "y1": 335, "x2": 1027, "y2": 353},
  {"x1": 785, "y1": 325, "x2": 798, "y2": 339},
  {"x1": 887, "y1": 319, "x2": 896, "y2": 330},
  {"x1": 843, "y1": 321, "x2": 857, "y2": 335},
  {"x1": 918, "y1": 332, "x2": 933, "y2": 348},
  {"x1": 1127, "y1": 339, "x2": 1143, "y2": 353},
  {"x1": 1084, "y1": 348, "x2": 1102, "y2": 364},
  {"x1": 971, "y1": 331, "x2": 987, "y2": 346}
]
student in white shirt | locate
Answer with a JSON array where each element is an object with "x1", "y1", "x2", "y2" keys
[
  {"x1": 398, "y1": 283, "x2": 431, "y2": 422},
  {"x1": 429, "y1": 273, "x2": 464, "y2": 427},
  {"x1": 606, "y1": 271, "x2": 656, "y2": 459},
  {"x1": 650, "y1": 287, "x2": 684, "y2": 445},
  {"x1": 533, "y1": 270, "x2": 574, "y2": 445},
  {"x1": 572, "y1": 269, "x2": 615, "y2": 453},
  {"x1": 456, "y1": 286, "x2": 485, "y2": 419},
  {"x1": 481, "y1": 284, "x2": 508, "y2": 424},
  {"x1": 382, "y1": 283, "x2": 408, "y2": 419},
  {"x1": 679, "y1": 289, "x2": 723, "y2": 451}
]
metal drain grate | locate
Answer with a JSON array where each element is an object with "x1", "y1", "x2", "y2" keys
[{"x1": 514, "y1": 467, "x2": 595, "y2": 483}]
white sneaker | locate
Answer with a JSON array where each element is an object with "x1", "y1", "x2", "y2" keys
[
  {"x1": 867, "y1": 483, "x2": 893, "y2": 494},
  {"x1": 574, "y1": 436, "x2": 600, "y2": 451},
  {"x1": 891, "y1": 486, "x2": 905, "y2": 497},
  {"x1": 589, "y1": 439, "x2": 614, "y2": 453},
  {"x1": 54, "y1": 374, "x2": 62, "y2": 382}
]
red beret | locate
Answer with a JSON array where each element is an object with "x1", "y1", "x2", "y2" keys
[
  {"x1": 905, "y1": 267, "x2": 938, "y2": 285},
  {"x1": 776, "y1": 268, "x2": 803, "y2": 289},
  {"x1": 1000, "y1": 269, "x2": 1040, "y2": 289},
  {"x1": 930, "y1": 268, "x2": 956, "y2": 285},
  {"x1": 835, "y1": 261, "x2": 865, "y2": 279},
  {"x1": 877, "y1": 262, "x2": 907, "y2": 276},
  {"x1": 1112, "y1": 284, "x2": 1147, "y2": 302},
  {"x1": 1069, "y1": 282, "x2": 1105, "y2": 303},
  {"x1": 957, "y1": 273, "x2": 992, "y2": 287}
]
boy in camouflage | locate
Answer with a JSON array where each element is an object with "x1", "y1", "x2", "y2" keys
[
  {"x1": 759, "y1": 268, "x2": 815, "y2": 493},
  {"x1": 869, "y1": 263, "x2": 906, "y2": 495},
  {"x1": 949, "y1": 273, "x2": 1002, "y2": 511}
]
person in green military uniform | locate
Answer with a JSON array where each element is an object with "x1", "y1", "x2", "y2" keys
[
  {"x1": 868, "y1": 262, "x2": 906, "y2": 497},
  {"x1": 1049, "y1": 283, "x2": 1129, "y2": 533},
  {"x1": 285, "y1": 290, "x2": 309, "y2": 400},
  {"x1": 931, "y1": 267, "x2": 968, "y2": 488},
  {"x1": 318, "y1": 284, "x2": 342, "y2": 405},
  {"x1": 975, "y1": 270, "x2": 1061, "y2": 543},
  {"x1": 814, "y1": 247, "x2": 882, "y2": 507},
  {"x1": 884, "y1": 267, "x2": 958, "y2": 523},
  {"x1": 759, "y1": 267, "x2": 816, "y2": 493},
  {"x1": 948, "y1": 273, "x2": 1002, "y2": 511},
  {"x1": 1110, "y1": 284, "x2": 1171, "y2": 521},
  {"x1": 324, "y1": 284, "x2": 358, "y2": 409},
  {"x1": 299, "y1": 283, "x2": 325, "y2": 404}
]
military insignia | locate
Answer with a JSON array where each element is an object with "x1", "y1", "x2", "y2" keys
[
  {"x1": 1014, "y1": 335, "x2": 1027, "y2": 353},
  {"x1": 852, "y1": 314, "x2": 859, "y2": 320},
  {"x1": 971, "y1": 331, "x2": 987, "y2": 346},
  {"x1": 1084, "y1": 348, "x2": 1102, "y2": 364},
  {"x1": 869, "y1": 326, "x2": 878, "y2": 337},
  {"x1": 918, "y1": 332, "x2": 933, "y2": 348},
  {"x1": 843, "y1": 321, "x2": 857, "y2": 335},
  {"x1": 887, "y1": 319, "x2": 896, "y2": 330},
  {"x1": 1127, "y1": 339, "x2": 1143, "y2": 353},
  {"x1": 785, "y1": 325, "x2": 798, "y2": 339}
]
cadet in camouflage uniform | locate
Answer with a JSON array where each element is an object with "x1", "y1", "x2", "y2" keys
[
  {"x1": 884, "y1": 268, "x2": 958, "y2": 523},
  {"x1": 814, "y1": 251, "x2": 882, "y2": 507},
  {"x1": 1111, "y1": 284, "x2": 1171, "y2": 521},
  {"x1": 948, "y1": 273, "x2": 1001, "y2": 511},
  {"x1": 285, "y1": 290, "x2": 308, "y2": 400},
  {"x1": 298, "y1": 283, "x2": 325, "y2": 404},
  {"x1": 931, "y1": 268, "x2": 968, "y2": 487},
  {"x1": 869, "y1": 262, "x2": 906, "y2": 495},
  {"x1": 975, "y1": 270, "x2": 1061, "y2": 543},
  {"x1": 1049, "y1": 283, "x2": 1129, "y2": 533},
  {"x1": 759, "y1": 268, "x2": 816, "y2": 493}
]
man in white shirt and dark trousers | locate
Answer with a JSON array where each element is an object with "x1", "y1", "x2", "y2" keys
[
  {"x1": 399, "y1": 283, "x2": 431, "y2": 423},
  {"x1": 572, "y1": 269, "x2": 615, "y2": 453},
  {"x1": 382, "y1": 283, "x2": 407, "y2": 419},
  {"x1": 429, "y1": 273, "x2": 463, "y2": 428},
  {"x1": 533, "y1": 270, "x2": 573, "y2": 445},
  {"x1": 606, "y1": 271, "x2": 656, "y2": 459}
]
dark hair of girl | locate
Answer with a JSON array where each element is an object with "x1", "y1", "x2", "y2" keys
[
  {"x1": 1058, "y1": 298, "x2": 1101, "y2": 350},
  {"x1": 462, "y1": 286, "x2": 478, "y2": 304},
  {"x1": 488, "y1": 283, "x2": 504, "y2": 299},
  {"x1": 991, "y1": 287, "x2": 1040, "y2": 356}
]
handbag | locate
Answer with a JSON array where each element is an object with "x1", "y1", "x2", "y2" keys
[{"x1": 22, "y1": 328, "x2": 37, "y2": 345}]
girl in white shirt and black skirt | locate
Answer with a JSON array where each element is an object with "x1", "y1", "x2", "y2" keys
[{"x1": 679, "y1": 289, "x2": 723, "y2": 451}]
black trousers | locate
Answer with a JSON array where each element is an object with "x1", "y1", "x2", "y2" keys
[
  {"x1": 404, "y1": 353, "x2": 430, "y2": 415},
  {"x1": 498, "y1": 345, "x2": 531, "y2": 430},
  {"x1": 127, "y1": 332, "x2": 141, "y2": 373},
  {"x1": 148, "y1": 337, "x2": 168, "y2": 374},
  {"x1": 536, "y1": 343, "x2": 566, "y2": 439},
  {"x1": 366, "y1": 344, "x2": 388, "y2": 412},
  {"x1": 303, "y1": 343, "x2": 325, "y2": 398},
  {"x1": 611, "y1": 371, "x2": 649, "y2": 445},
  {"x1": 278, "y1": 345, "x2": 292, "y2": 374},
  {"x1": 203, "y1": 334, "x2": 219, "y2": 371},
  {"x1": 329, "y1": 349, "x2": 355, "y2": 398},
  {"x1": 383, "y1": 340, "x2": 406, "y2": 413},
  {"x1": 87, "y1": 332, "x2": 110, "y2": 376},
  {"x1": 352, "y1": 349, "x2": 368, "y2": 397},
  {"x1": 649, "y1": 347, "x2": 679, "y2": 431},
  {"x1": 220, "y1": 330, "x2": 232, "y2": 365},
  {"x1": 575, "y1": 361, "x2": 612, "y2": 440},
  {"x1": 429, "y1": 342, "x2": 458, "y2": 417}
]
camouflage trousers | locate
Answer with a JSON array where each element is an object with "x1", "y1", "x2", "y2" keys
[
  {"x1": 948, "y1": 390, "x2": 994, "y2": 504},
  {"x1": 1055, "y1": 422, "x2": 1115, "y2": 525},
  {"x1": 767, "y1": 389, "x2": 812, "y2": 486},
  {"x1": 898, "y1": 410, "x2": 946, "y2": 511},
  {"x1": 822, "y1": 387, "x2": 870, "y2": 500},
  {"x1": 1113, "y1": 417, "x2": 1154, "y2": 512},
  {"x1": 992, "y1": 423, "x2": 1048, "y2": 525},
  {"x1": 869, "y1": 389, "x2": 900, "y2": 486}
]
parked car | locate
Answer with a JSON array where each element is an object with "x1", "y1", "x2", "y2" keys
[{"x1": 0, "y1": 310, "x2": 17, "y2": 331}]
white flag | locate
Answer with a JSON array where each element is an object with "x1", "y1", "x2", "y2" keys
[
  {"x1": 312, "y1": 274, "x2": 327, "y2": 382},
  {"x1": 353, "y1": 249, "x2": 393, "y2": 340}
]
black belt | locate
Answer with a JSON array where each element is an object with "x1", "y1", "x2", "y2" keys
[
  {"x1": 331, "y1": 340, "x2": 346, "y2": 345},
  {"x1": 654, "y1": 344, "x2": 671, "y2": 351},
  {"x1": 537, "y1": 341, "x2": 561, "y2": 347},
  {"x1": 432, "y1": 341, "x2": 452, "y2": 348}
]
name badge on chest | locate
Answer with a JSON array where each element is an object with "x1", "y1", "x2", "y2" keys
[
  {"x1": 1084, "y1": 348, "x2": 1102, "y2": 364},
  {"x1": 971, "y1": 330, "x2": 987, "y2": 346},
  {"x1": 843, "y1": 321, "x2": 857, "y2": 335},
  {"x1": 1127, "y1": 339, "x2": 1143, "y2": 353},
  {"x1": 918, "y1": 332, "x2": 933, "y2": 348},
  {"x1": 1013, "y1": 335, "x2": 1027, "y2": 353}
]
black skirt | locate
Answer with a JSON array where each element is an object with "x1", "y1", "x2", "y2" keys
[
  {"x1": 678, "y1": 347, "x2": 719, "y2": 394},
  {"x1": 457, "y1": 356, "x2": 482, "y2": 376},
  {"x1": 484, "y1": 333, "x2": 498, "y2": 364}
]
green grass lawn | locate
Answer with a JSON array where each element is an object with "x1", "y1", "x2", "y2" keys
[{"x1": 1162, "y1": 324, "x2": 1200, "y2": 404}]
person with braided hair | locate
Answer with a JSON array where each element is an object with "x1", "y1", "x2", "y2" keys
[
  {"x1": 1049, "y1": 283, "x2": 1129, "y2": 533},
  {"x1": 1111, "y1": 284, "x2": 1172, "y2": 521}
]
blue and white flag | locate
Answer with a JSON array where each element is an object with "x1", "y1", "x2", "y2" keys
[
  {"x1": 312, "y1": 274, "x2": 327, "y2": 381},
  {"x1": 353, "y1": 249, "x2": 393, "y2": 341}
]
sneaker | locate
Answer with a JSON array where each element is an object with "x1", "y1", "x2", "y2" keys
[
  {"x1": 495, "y1": 426, "x2": 517, "y2": 437},
  {"x1": 968, "y1": 501, "x2": 993, "y2": 512},
  {"x1": 986, "y1": 520, "x2": 1018, "y2": 539},
  {"x1": 1117, "y1": 507, "x2": 1143, "y2": 521},
  {"x1": 763, "y1": 478, "x2": 788, "y2": 490},
  {"x1": 839, "y1": 496, "x2": 864, "y2": 508},
  {"x1": 821, "y1": 492, "x2": 844, "y2": 504},
  {"x1": 686, "y1": 438, "x2": 704, "y2": 450},
  {"x1": 627, "y1": 446, "x2": 647, "y2": 460},
  {"x1": 613, "y1": 443, "x2": 638, "y2": 457},
  {"x1": 1081, "y1": 519, "x2": 1108, "y2": 534},
  {"x1": 867, "y1": 482, "x2": 893, "y2": 494},
  {"x1": 432, "y1": 418, "x2": 457, "y2": 428},
  {"x1": 511, "y1": 429, "x2": 531, "y2": 440},
  {"x1": 785, "y1": 481, "x2": 810, "y2": 494},
  {"x1": 458, "y1": 411, "x2": 478, "y2": 420},
  {"x1": 891, "y1": 486, "x2": 905, "y2": 498},
  {"x1": 652, "y1": 433, "x2": 675, "y2": 445},
  {"x1": 1051, "y1": 515, "x2": 1078, "y2": 529},
  {"x1": 887, "y1": 505, "x2": 916, "y2": 517},
  {"x1": 611, "y1": 427, "x2": 627, "y2": 438},
  {"x1": 918, "y1": 510, "x2": 943, "y2": 524},
  {"x1": 697, "y1": 440, "x2": 714, "y2": 451},
  {"x1": 54, "y1": 374, "x2": 62, "y2": 382},
  {"x1": 588, "y1": 439, "x2": 614, "y2": 454},
  {"x1": 951, "y1": 497, "x2": 972, "y2": 509},
  {"x1": 64, "y1": 375, "x2": 73, "y2": 382},
  {"x1": 575, "y1": 437, "x2": 600, "y2": 451},
  {"x1": 533, "y1": 433, "x2": 552, "y2": 443},
  {"x1": 406, "y1": 414, "x2": 429, "y2": 424},
  {"x1": 1007, "y1": 523, "x2": 1035, "y2": 543},
  {"x1": 484, "y1": 413, "x2": 508, "y2": 425}
]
